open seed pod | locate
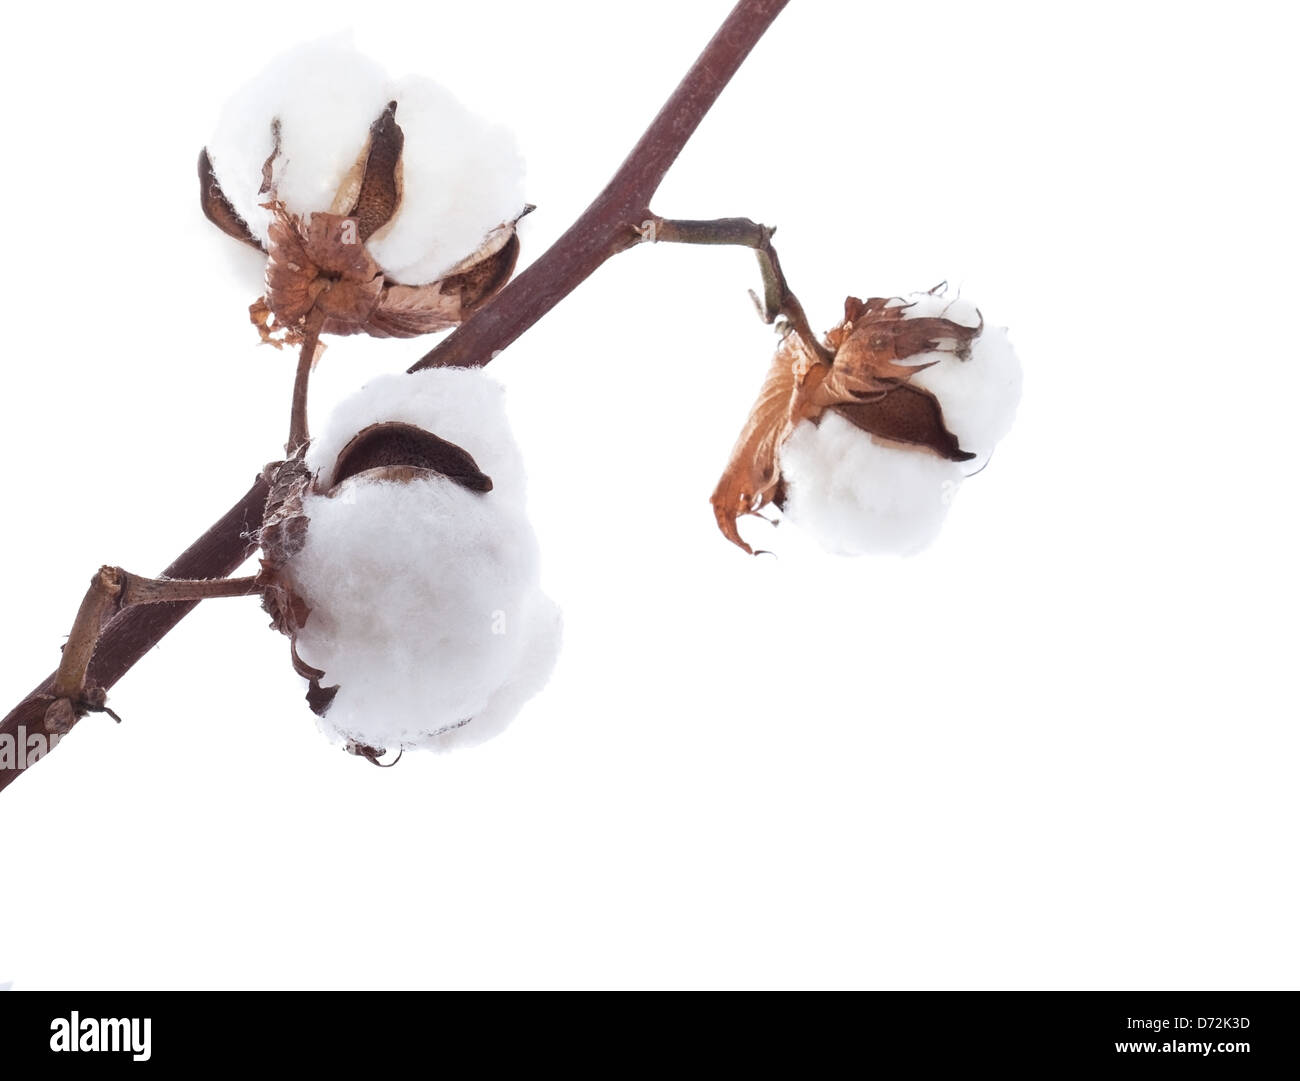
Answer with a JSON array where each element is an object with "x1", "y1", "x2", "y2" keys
[
  {"x1": 257, "y1": 369, "x2": 561, "y2": 755},
  {"x1": 711, "y1": 288, "x2": 1021, "y2": 556},
  {"x1": 199, "y1": 40, "x2": 528, "y2": 342}
]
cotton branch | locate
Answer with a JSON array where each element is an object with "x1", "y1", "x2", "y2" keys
[{"x1": 0, "y1": 0, "x2": 790, "y2": 795}]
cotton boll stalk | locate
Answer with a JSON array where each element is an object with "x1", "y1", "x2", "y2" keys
[
  {"x1": 258, "y1": 369, "x2": 559, "y2": 754},
  {"x1": 199, "y1": 38, "x2": 528, "y2": 342}
]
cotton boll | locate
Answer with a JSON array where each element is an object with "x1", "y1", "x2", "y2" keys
[
  {"x1": 207, "y1": 38, "x2": 391, "y2": 247},
  {"x1": 286, "y1": 368, "x2": 558, "y2": 751},
  {"x1": 780, "y1": 412, "x2": 963, "y2": 556},
  {"x1": 365, "y1": 76, "x2": 525, "y2": 285},
  {"x1": 206, "y1": 40, "x2": 525, "y2": 288}
]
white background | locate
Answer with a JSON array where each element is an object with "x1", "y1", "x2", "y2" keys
[{"x1": 1, "y1": 0, "x2": 1296, "y2": 989}]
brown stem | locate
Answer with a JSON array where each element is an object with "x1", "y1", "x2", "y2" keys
[
  {"x1": 287, "y1": 307, "x2": 326, "y2": 455},
  {"x1": 639, "y1": 215, "x2": 832, "y2": 364},
  {"x1": 411, "y1": 0, "x2": 790, "y2": 372},
  {"x1": 0, "y1": 0, "x2": 790, "y2": 795}
]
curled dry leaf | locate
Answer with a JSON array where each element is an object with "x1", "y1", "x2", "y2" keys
[
  {"x1": 710, "y1": 295, "x2": 981, "y2": 553},
  {"x1": 254, "y1": 424, "x2": 495, "y2": 727},
  {"x1": 709, "y1": 331, "x2": 804, "y2": 553},
  {"x1": 200, "y1": 100, "x2": 524, "y2": 345}
]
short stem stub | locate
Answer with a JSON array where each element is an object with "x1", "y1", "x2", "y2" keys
[{"x1": 51, "y1": 566, "x2": 124, "y2": 704}]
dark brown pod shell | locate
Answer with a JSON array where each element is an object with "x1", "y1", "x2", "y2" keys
[
  {"x1": 198, "y1": 148, "x2": 262, "y2": 251},
  {"x1": 330, "y1": 422, "x2": 494, "y2": 493},
  {"x1": 832, "y1": 384, "x2": 975, "y2": 462}
]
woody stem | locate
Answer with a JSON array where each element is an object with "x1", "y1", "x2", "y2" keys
[
  {"x1": 640, "y1": 215, "x2": 832, "y2": 364},
  {"x1": 287, "y1": 307, "x2": 327, "y2": 456}
]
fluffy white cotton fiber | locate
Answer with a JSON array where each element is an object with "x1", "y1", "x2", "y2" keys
[
  {"x1": 780, "y1": 291, "x2": 1021, "y2": 556},
  {"x1": 206, "y1": 38, "x2": 525, "y2": 285},
  {"x1": 287, "y1": 369, "x2": 559, "y2": 751},
  {"x1": 207, "y1": 40, "x2": 389, "y2": 250},
  {"x1": 781, "y1": 411, "x2": 963, "y2": 557}
]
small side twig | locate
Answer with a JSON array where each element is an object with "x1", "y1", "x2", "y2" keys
[{"x1": 637, "y1": 215, "x2": 832, "y2": 364}]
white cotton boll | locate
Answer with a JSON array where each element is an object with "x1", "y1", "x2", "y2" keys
[
  {"x1": 287, "y1": 368, "x2": 558, "y2": 750},
  {"x1": 365, "y1": 76, "x2": 525, "y2": 285},
  {"x1": 206, "y1": 40, "x2": 526, "y2": 285},
  {"x1": 207, "y1": 38, "x2": 391, "y2": 247},
  {"x1": 780, "y1": 412, "x2": 963, "y2": 557},
  {"x1": 888, "y1": 291, "x2": 1023, "y2": 458}
]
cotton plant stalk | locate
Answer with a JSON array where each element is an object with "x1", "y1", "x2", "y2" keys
[{"x1": 0, "y1": 1, "x2": 1023, "y2": 792}]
